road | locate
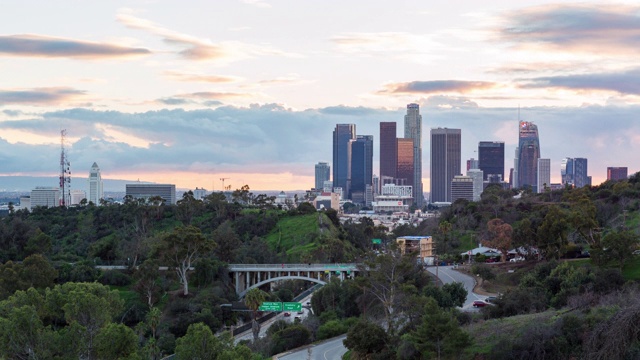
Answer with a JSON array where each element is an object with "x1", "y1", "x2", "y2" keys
[
  {"x1": 426, "y1": 265, "x2": 486, "y2": 310},
  {"x1": 277, "y1": 335, "x2": 347, "y2": 360},
  {"x1": 235, "y1": 295, "x2": 313, "y2": 343}
]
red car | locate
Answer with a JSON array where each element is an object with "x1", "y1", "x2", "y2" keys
[
  {"x1": 472, "y1": 300, "x2": 490, "y2": 307},
  {"x1": 283, "y1": 312, "x2": 291, "y2": 317}
]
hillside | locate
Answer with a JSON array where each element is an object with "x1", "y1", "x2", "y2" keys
[{"x1": 265, "y1": 212, "x2": 341, "y2": 261}]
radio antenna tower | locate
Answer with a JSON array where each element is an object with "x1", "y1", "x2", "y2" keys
[{"x1": 59, "y1": 130, "x2": 71, "y2": 207}]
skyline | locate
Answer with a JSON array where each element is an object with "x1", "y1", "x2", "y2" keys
[{"x1": 1, "y1": 1, "x2": 640, "y2": 191}]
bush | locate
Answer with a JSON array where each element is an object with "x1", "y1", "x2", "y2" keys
[
  {"x1": 99, "y1": 270, "x2": 132, "y2": 286},
  {"x1": 316, "y1": 319, "x2": 349, "y2": 340}
]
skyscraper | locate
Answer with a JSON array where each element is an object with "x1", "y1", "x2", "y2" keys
[
  {"x1": 517, "y1": 121, "x2": 540, "y2": 192},
  {"x1": 350, "y1": 135, "x2": 374, "y2": 203},
  {"x1": 314, "y1": 162, "x2": 330, "y2": 190},
  {"x1": 537, "y1": 158, "x2": 550, "y2": 193},
  {"x1": 431, "y1": 128, "x2": 461, "y2": 203},
  {"x1": 467, "y1": 168, "x2": 484, "y2": 201},
  {"x1": 379, "y1": 122, "x2": 397, "y2": 182},
  {"x1": 607, "y1": 167, "x2": 628, "y2": 181},
  {"x1": 333, "y1": 124, "x2": 356, "y2": 199},
  {"x1": 404, "y1": 104, "x2": 424, "y2": 207},
  {"x1": 561, "y1": 158, "x2": 589, "y2": 188},
  {"x1": 88, "y1": 162, "x2": 103, "y2": 205},
  {"x1": 478, "y1": 141, "x2": 504, "y2": 181},
  {"x1": 397, "y1": 138, "x2": 414, "y2": 190}
]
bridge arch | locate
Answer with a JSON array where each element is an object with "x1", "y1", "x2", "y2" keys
[{"x1": 238, "y1": 276, "x2": 326, "y2": 298}]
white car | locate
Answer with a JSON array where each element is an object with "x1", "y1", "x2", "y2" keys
[{"x1": 509, "y1": 257, "x2": 525, "y2": 262}]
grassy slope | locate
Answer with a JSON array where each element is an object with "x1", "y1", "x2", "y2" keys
[{"x1": 265, "y1": 213, "x2": 338, "y2": 260}]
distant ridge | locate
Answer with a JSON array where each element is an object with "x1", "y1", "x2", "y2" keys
[{"x1": 0, "y1": 176, "x2": 151, "y2": 192}]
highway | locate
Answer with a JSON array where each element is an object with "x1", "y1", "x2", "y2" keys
[
  {"x1": 276, "y1": 335, "x2": 347, "y2": 360},
  {"x1": 426, "y1": 265, "x2": 485, "y2": 309}
]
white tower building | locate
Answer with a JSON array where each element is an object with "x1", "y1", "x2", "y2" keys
[{"x1": 88, "y1": 162, "x2": 104, "y2": 205}]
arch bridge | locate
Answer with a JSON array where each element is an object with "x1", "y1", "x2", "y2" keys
[{"x1": 228, "y1": 263, "x2": 359, "y2": 298}]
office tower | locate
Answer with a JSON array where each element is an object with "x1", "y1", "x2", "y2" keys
[
  {"x1": 517, "y1": 121, "x2": 540, "y2": 192},
  {"x1": 513, "y1": 147, "x2": 519, "y2": 188},
  {"x1": 404, "y1": 104, "x2": 424, "y2": 207},
  {"x1": 397, "y1": 138, "x2": 414, "y2": 191},
  {"x1": 537, "y1": 158, "x2": 551, "y2": 193},
  {"x1": 126, "y1": 184, "x2": 177, "y2": 204},
  {"x1": 607, "y1": 167, "x2": 628, "y2": 181},
  {"x1": 323, "y1": 181, "x2": 333, "y2": 193},
  {"x1": 431, "y1": 128, "x2": 462, "y2": 202},
  {"x1": 479, "y1": 141, "x2": 505, "y2": 181},
  {"x1": 30, "y1": 187, "x2": 60, "y2": 209},
  {"x1": 451, "y1": 176, "x2": 474, "y2": 202},
  {"x1": 561, "y1": 158, "x2": 589, "y2": 188},
  {"x1": 372, "y1": 175, "x2": 379, "y2": 195},
  {"x1": 333, "y1": 124, "x2": 356, "y2": 199},
  {"x1": 467, "y1": 168, "x2": 484, "y2": 201},
  {"x1": 88, "y1": 162, "x2": 103, "y2": 205},
  {"x1": 380, "y1": 122, "x2": 397, "y2": 181},
  {"x1": 350, "y1": 135, "x2": 374, "y2": 203},
  {"x1": 509, "y1": 168, "x2": 514, "y2": 188},
  {"x1": 315, "y1": 162, "x2": 330, "y2": 190},
  {"x1": 466, "y1": 158, "x2": 478, "y2": 171}
]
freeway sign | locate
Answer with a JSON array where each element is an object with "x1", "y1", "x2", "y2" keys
[
  {"x1": 283, "y1": 302, "x2": 302, "y2": 311},
  {"x1": 259, "y1": 302, "x2": 283, "y2": 311},
  {"x1": 372, "y1": 238, "x2": 382, "y2": 244}
]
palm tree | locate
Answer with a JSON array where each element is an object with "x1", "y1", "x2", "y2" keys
[{"x1": 244, "y1": 288, "x2": 268, "y2": 341}]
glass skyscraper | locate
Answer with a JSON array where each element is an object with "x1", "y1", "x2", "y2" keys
[
  {"x1": 350, "y1": 135, "x2": 373, "y2": 204},
  {"x1": 314, "y1": 162, "x2": 330, "y2": 190},
  {"x1": 404, "y1": 104, "x2": 423, "y2": 207},
  {"x1": 396, "y1": 138, "x2": 414, "y2": 190},
  {"x1": 478, "y1": 141, "x2": 504, "y2": 181},
  {"x1": 333, "y1": 124, "x2": 356, "y2": 198},
  {"x1": 517, "y1": 121, "x2": 540, "y2": 193},
  {"x1": 380, "y1": 122, "x2": 397, "y2": 183},
  {"x1": 430, "y1": 128, "x2": 461, "y2": 203},
  {"x1": 561, "y1": 157, "x2": 589, "y2": 188}
]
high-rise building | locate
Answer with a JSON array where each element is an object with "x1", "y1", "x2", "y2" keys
[
  {"x1": 537, "y1": 158, "x2": 551, "y2": 193},
  {"x1": 30, "y1": 187, "x2": 60, "y2": 209},
  {"x1": 561, "y1": 158, "x2": 589, "y2": 188},
  {"x1": 404, "y1": 104, "x2": 424, "y2": 207},
  {"x1": 466, "y1": 158, "x2": 479, "y2": 171},
  {"x1": 333, "y1": 124, "x2": 356, "y2": 199},
  {"x1": 451, "y1": 176, "x2": 474, "y2": 202},
  {"x1": 607, "y1": 167, "x2": 628, "y2": 181},
  {"x1": 315, "y1": 162, "x2": 330, "y2": 190},
  {"x1": 479, "y1": 141, "x2": 505, "y2": 181},
  {"x1": 88, "y1": 162, "x2": 103, "y2": 205},
  {"x1": 380, "y1": 122, "x2": 397, "y2": 181},
  {"x1": 396, "y1": 138, "x2": 414, "y2": 190},
  {"x1": 513, "y1": 147, "x2": 519, "y2": 189},
  {"x1": 126, "y1": 184, "x2": 177, "y2": 205},
  {"x1": 467, "y1": 169, "x2": 484, "y2": 201},
  {"x1": 70, "y1": 189, "x2": 86, "y2": 205},
  {"x1": 518, "y1": 121, "x2": 540, "y2": 192},
  {"x1": 350, "y1": 135, "x2": 374, "y2": 203},
  {"x1": 431, "y1": 128, "x2": 462, "y2": 203}
]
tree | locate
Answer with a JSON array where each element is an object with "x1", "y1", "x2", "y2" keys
[
  {"x1": 599, "y1": 230, "x2": 639, "y2": 269},
  {"x1": 176, "y1": 190, "x2": 204, "y2": 225},
  {"x1": 212, "y1": 221, "x2": 240, "y2": 263},
  {"x1": 343, "y1": 319, "x2": 388, "y2": 357},
  {"x1": 94, "y1": 323, "x2": 138, "y2": 360},
  {"x1": 483, "y1": 218, "x2": 513, "y2": 262},
  {"x1": 537, "y1": 206, "x2": 570, "y2": 259},
  {"x1": 156, "y1": 225, "x2": 216, "y2": 296},
  {"x1": 175, "y1": 323, "x2": 219, "y2": 360},
  {"x1": 438, "y1": 220, "x2": 453, "y2": 254},
  {"x1": 20, "y1": 254, "x2": 57, "y2": 290},
  {"x1": 0, "y1": 305, "x2": 53, "y2": 359},
  {"x1": 406, "y1": 298, "x2": 472, "y2": 360},
  {"x1": 133, "y1": 259, "x2": 163, "y2": 307},
  {"x1": 24, "y1": 228, "x2": 52, "y2": 256},
  {"x1": 244, "y1": 288, "x2": 268, "y2": 341}
]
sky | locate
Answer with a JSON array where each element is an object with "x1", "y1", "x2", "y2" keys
[{"x1": 1, "y1": 0, "x2": 639, "y2": 192}]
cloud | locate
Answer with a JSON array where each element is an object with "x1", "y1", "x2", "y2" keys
[
  {"x1": 331, "y1": 32, "x2": 442, "y2": 63},
  {"x1": 157, "y1": 97, "x2": 191, "y2": 105},
  {"x1": 2, "y1": 109, "x2": 23, "y2": 117},
  {"x1": 0, "y1": 87, "x2": 86, "y2": 106},
  {"x1": 519, "y1": 69, "x2": 640, "y2": 95},
  {"x1": 318, "y1": 106, "x2": 380, "y2": 116},
  {"x1": 0, "y1": 34, "x2": 150, "y2": 59},
  {"x1": 239, "y1": 0, "x2": 271, "y2": 8},
  {"x1": 379, "y1": 80, "x2": 497, "y2": 95},
  {"x1": 117, "y1": 10, "x2": 299, "y2": 61},
  {"x1": 163, "y1": 70, "x2": 241, "y2": 83},
  {"x1": 499, "y1": 4, "x2": 640, "y2": 54}
]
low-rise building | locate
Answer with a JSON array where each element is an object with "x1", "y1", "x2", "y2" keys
[{"x1": 397, "y1": 236, "x2": 435, "y2": 263}]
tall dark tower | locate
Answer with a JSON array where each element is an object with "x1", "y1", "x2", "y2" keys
[
  {"x1": 379, "y1": 122, "x2": 397, "y2": 183},
  {"x1": 396, "y1": 138, "x2": 414, "y2": 189},
  {"x1": 478, "y1": 141, "x2": 505, "y2": 181},
  {"x1": 517, "y1": 121, "x2": 540, "y2": 192},
  {"x1": 404, "y1": 104, "x2": 423, "y2": 207},
  {"x1": 333, "y1": 124, "x2": 356, "y2": 198},
  {"x1": 430, "y1": 128, "x2": 461, "y2": 203},
  {"x1": 350, "y1": 135, "x2": 374, "y2": 204}
]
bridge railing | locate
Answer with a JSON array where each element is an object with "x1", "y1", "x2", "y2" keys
[{"x1": 228, "y1": 263, "x2": 358, "y2": 270}]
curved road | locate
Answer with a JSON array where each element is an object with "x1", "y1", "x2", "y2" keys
[
  {"x1": 427, "y1": 265, "x2": 486, "y2": 309},
  {"x1": 277, "y1": 335, "x2": 347, "y2": 360}
]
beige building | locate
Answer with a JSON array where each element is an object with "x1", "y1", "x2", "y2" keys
[{"x1": 396, "y1": 236, "x2": 435, "y2": 261}]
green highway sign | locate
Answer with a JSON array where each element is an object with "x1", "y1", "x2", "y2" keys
[
  {"x1": 259, "y1": 302, "x2": 283, "y2": 311},
  {"x1": 283, "y1": 302, "x2": 302, "y2": 311},
  {"x1": 372, "y1": 238, "x2": 382, "y2": 244}
]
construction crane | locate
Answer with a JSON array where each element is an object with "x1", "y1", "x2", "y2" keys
[{"x1": 220, "y1": 178, "x2": 230, "y2": 191}]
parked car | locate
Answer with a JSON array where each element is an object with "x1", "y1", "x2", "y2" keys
[
  {"x1": 510, "y1": 257, "x2": 525, "y2": 262},
  {"x1": 633, "y1": 249, "x2": 640, "y2": 255},
  {"x1": 473, "y1": 300, "x2": 491, "y2": 307},
  {"x1": 486, "y1": 258, "x2": 499, "y2": 263},
  {"x1": 297, "y1": 309, "x2": 304, "y2": 314},
  {"x1": 283, "y1": 312, "x2": 291, "y2": 317},
  {"x1": 485, "y1": 296, "x2": 497, "y2": 303}
]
